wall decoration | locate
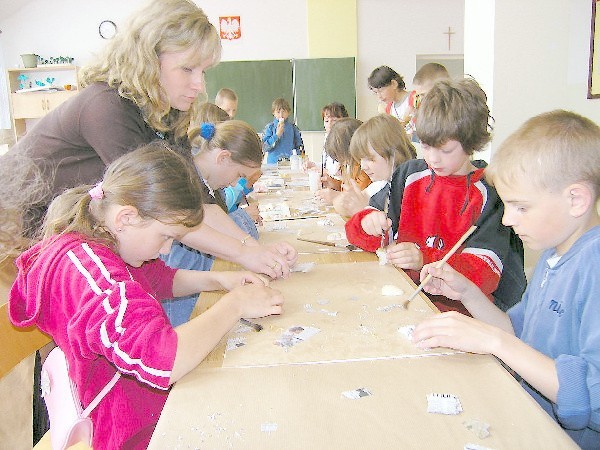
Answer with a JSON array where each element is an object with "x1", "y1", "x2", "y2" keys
[
  {"x1": 99, "y1": 20, "x2": 117, "y2": 40},
  {"x1": 219, "y1": 16, "x2": 241, "y2": 40},
  {"x1": 588, "y1": 0, "x2": 599, "y2": 98}
]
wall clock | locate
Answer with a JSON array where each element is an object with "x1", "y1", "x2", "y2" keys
[{"x1": 99, "y1": 20, "x2": 117, "y2": 40}]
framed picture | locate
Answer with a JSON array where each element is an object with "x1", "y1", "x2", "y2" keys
[{"x1": 588, "y1": 0, "x2": 600, "y2": 98}]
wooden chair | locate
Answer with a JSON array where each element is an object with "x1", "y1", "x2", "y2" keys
[{"x1": 0, "y1": 258, "x2": 90, "y2": 449}]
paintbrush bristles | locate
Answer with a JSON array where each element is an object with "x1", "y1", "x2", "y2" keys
[{"x1": 240, "y1": 318, "x2": 263, "y2": 332}]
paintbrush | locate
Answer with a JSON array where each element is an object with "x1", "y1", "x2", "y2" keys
[
  {"x1": 239, "y1": 318, "x2": 263, "y2": 332},
  {"x1": 404, "y1": 224, "x2": 478, "y2": 307},
  {"x1": 379, "y1": 160, "x2": 395, "y2": 251},
  {"x1": 296, "y1": 237, "x2": 359, "y2": 251}
]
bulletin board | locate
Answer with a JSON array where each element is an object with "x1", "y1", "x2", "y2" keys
[
  {"x1": 205, "y1": 58, "x2": 356, "y2": 132},
  {"x1": 293, "y1": 57, "x2": 356, "y2": 131},
  {"x1": 205, "y1": 60, "x2": 294, "y2": 131}
]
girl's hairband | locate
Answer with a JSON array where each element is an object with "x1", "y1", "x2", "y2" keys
[
  {"x1": 89, "y1": 182, "x2": 104, "y2": 200},
  {"x1": 200, "y1": 122, "x2": 216, "y2": 140}
]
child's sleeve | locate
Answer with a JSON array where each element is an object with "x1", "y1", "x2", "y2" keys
[
  {"x1": 262, "y1": 122, "x2": 278, "y2": 151},
  {"x1": 345, "y1": 208, "x2": 382, "y2": 252},
  {"x1": 420, "y1": 190, "x2": 510, "y2": 298},
  {"x1": 223, "y1": 179, "x2": 250, "y2": 212}
]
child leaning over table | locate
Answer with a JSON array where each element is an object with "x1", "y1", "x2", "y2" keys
[
  {"x1": 332, "y1": 114, "x2": 416, "y2": 218},
  {"x1": 8, "y1": 143, "x2": 284, "y2": 450},
  {"x1": 412, "y1": 110, "x2": 600, "y2": 449},
  {"x1": 345, "y1": 78, "x2": 526, "y2": 314},
  {"x1": 262, "y1": 97, "x2": 303, "y2": 164}
]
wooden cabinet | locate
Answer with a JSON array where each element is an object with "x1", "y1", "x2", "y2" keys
[{"x1": 7, "y1": 65, "x2": 79, "y2": 140}]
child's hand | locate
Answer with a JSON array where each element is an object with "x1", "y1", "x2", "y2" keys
[
  {"x1": 276, "y1": 120, "x2": 285, "y2": 137},
  {"x1": 385, "y1": 242, "x2": 423, "y2": 271},
  {"x1": 315, "y1": 188, "x2": 338, "y2": 205},
  {"x1": 213, "y1": 271, "x2": 265, "y2": 291},
  {"x1": 418, "y1": 262, "x2": 473, "y2": 301},
  {"x1": 227, "y1": 284, "x2": 284, "y2": 319},
  {"x1": 333, "y1": 180, "x2": 368, "y2": 217},
  {"x1": 360, "y1": 210, "x2": 391, "y2": 237},
  {"x1": 412, "y1": 311, "x2": 502, "y2": 355},
  {"x1": 243, "y1": 202, "x2": 261, "y2": 223},
  {"x1": 303, "y1": 160, "x2": 317, "y2": 171},
  {"x1": 268, "y1": 241, "x2": 298, "y2": 268}
]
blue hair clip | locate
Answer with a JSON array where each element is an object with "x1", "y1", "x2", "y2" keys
[{"x1": 200, "y1": 122, "x2": 216, "y2": 140}]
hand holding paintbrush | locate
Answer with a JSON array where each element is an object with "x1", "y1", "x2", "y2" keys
[{"x1": 403, "y1": 225, "x2": 478, "y2": 307}]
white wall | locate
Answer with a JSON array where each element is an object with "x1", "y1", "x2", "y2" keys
[
  {"x1": 356, "y1": 0, "x2": 465, "y2": 121},
  {"x1": 489, "y1": 0, "x2": 599, "y2": 149}
]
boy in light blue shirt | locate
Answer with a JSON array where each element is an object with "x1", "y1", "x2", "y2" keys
[
  {"x1": 262, "y1": 97, "x2": 303, "y2": 164},
  {"x1": 412, "y1": 110, "x2": 600, "y2": 449}
]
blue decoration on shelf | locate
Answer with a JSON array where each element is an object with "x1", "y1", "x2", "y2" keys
[
  {"x1": 35, "y1": 80, "x2": 46, "y2": 87},
  {"x1": 45, "y1": 77, "x2": 55, "y2": 85}
]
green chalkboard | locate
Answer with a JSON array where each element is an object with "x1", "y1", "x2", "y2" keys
[
  {"x1": 205, "y1": 58, "x2": 356, "y2": 132},
  {"x1": 294, "y1": 57, "x2": 356, "y2": 131},
  {"x1": 206, "y1": 60, "x2": 293, "y2": 132}
]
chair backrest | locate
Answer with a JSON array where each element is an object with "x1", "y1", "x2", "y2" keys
[{"x1": 0, "y1": 258, "x2": 51, "y2": 379}]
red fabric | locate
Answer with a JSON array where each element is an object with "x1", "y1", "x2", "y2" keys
[{"x1": 345, "y1": 165, "x2": 501, "y2": 304}]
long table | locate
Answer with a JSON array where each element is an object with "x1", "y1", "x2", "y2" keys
[{"x1": 148, "y1": 170, "x2": 577, "y2": 449}]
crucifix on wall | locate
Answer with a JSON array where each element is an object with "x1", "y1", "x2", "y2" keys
[{"x1": 444, "y1": 26, "x2": 455, "y2": 51}]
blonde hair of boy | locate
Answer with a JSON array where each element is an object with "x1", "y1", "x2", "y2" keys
[
  {"x1": 196, "y1": 103, "x2": 231, "y2": 124},
  {"x1": 79, "y1": 0, "x2": 221, "y2": 143},
  {"x1": 413, "y1": 63, "x2": 450, "y2": 94},
  {"x1": 0, "y1": 154, "x2": 48, "y2": 260},
  {"x1": 416, "y1": 78, "x2": 492, "y2": 155},
  {"x1": 272, "y1": 98, "x2": 291, "y2": 113},
  {"x1": 42, "y1": 142, "x2": 204, "y2": 247},
  {"x1": 324, "y1": 118, "x2": 362, "y2": 165},
  {"x1": 215, "y1": 88, "x2": 238, "y2": 105},
  {"x1": 349, "y1": 114, "x2": 417, "y2": 166},
  {"x1": 486, "y1": 110, "x2": 600, "y2": 197},
  {"x1": 189, "y1": 120, "x2": 263, "y2": 168}
]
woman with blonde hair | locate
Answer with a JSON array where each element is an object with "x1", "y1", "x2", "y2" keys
[{"x1": 7, "y1": 0, "x2": 297, "y2": 321}]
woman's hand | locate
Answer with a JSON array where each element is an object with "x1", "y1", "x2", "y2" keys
[
  {"x1": 238, "y1": 242, "x2": 298, "y2": 279},
  {"x1": 385, "y1": 242, "x2": 423, "y2": 271}
]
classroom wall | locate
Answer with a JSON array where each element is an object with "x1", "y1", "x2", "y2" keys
[{"x1": 1, "y1": 0, "x2": 599, "y2": 155}]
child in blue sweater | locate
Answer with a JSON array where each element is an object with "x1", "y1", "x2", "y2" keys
[
  {"x1": 412, "y1": 110, "x2": 600, "y2": 449},
  {"x1": 262, "y1": 98, "x2": 303, "y2": 164}
]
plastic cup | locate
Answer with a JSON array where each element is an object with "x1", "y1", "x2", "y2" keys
[{"x1": 308, "y1": 170, "x2": 320, "y2": 192}]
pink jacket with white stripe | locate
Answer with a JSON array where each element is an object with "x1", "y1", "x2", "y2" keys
[{"x1": 9, "y1": 233, "x2": 178, "y2": 449}]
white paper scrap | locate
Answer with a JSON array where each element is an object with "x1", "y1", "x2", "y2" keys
[
  {"x1": 463, "y1": 419, "x2": 491, "y2": 439},
  {"x1": 260, "y1": 423, "x2": 278, "y2": 433},
  {"x1": 291, "y1": 262, "x2": 315, "y2": 273},
  {"x1": 397, "y1": 325, "x2": 415, "y2": 340},
  {"x1": 274, "y1": 326, "x2": 320, "y2": 348},
  {"x1": 226, "y1": 336, "x2": 246, "y2": 351},
  {"x1": 427, "y1": 393, "x2": 463, "y2": 415},
  {"x1": 341, "y1": 387, "x2": 373, "y2": 399},
  {"x1": 381, "y1": 284, "x2": 404, "y2": 296}
]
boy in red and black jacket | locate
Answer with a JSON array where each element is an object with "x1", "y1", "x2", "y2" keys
[{"x1": 346, "y1": 78, "x2": 526, "y2": 314}]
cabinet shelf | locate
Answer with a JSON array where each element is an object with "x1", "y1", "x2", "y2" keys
[{"x1": 6, "y1": 65, "x2": 79, "y2": 141}]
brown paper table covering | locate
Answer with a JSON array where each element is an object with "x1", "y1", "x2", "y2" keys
[{"x1": 149, "y1": 354, "x2": 578, "y2": 449}]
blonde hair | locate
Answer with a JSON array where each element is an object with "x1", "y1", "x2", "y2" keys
[
  {"x1": 42, "y1": 142, "x2": 204, "y2": 247},
  {"x1": 325, "y1": 118, "x2": 362, "y2": 164},
  {"x1": 0, "y1": 154, "x2": 48, "y2": 260},
  {"x1": 215, "y1": 88, "x2": 238, "y2": 105},
  {"x1": 79, "y1": 0, "x2": 221, "y2": 144},
  {"x1": 272, "y1": 98, "x2": 291, "y2": 113},
  {"x1": 189, "y1": 120, "x2": 262, "y2": 168},
  {"x1": 416, "y1": 78, "x2": 492, "y2": 155},
  {"x1": 413, "y1": 63, "x2": 450, "y2": 92},
  {"x1": 349, "y1": 114, "x2": 416, "y2": 166},
  {"x1": 487, "y1": 110, "x2": 600, "y2": 197},
  {"x1": 194, "y1": 103, "x2": 231, "y2": 125}
]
